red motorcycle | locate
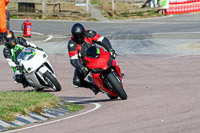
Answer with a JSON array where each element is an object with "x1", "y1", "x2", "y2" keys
[{"x1": 85, "y1": 46, "x2": 127, "y2": 100}]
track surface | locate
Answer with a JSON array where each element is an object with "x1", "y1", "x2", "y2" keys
[{"x1": 1, "y1": 13, "x2": 200, "y2": 133}]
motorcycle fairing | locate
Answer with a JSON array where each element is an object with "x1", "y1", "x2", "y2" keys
[
  {"x1": 85, "y1": 47, "x2": 110, "y2": 70},
  {"x1": 19, "y1": 49, "x2": 48, "y2": 73},
  {"x1": 17, "y1": 48, "x2": 55, "y2": 88},
  {"x1": 86, "y1": 46, "x2": 124, "y2": 97}
]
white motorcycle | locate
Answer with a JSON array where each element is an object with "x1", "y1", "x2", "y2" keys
[{"x1": 17, "y1": 47, "x2": 61, "y2": 91}]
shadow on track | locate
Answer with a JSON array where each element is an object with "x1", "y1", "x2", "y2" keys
[{"x1": 60, "y1": 96, "x2": 120, "y2": 104}]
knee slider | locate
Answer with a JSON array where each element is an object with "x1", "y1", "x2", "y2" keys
[
  {"x1": 73, "y1": 78, "x2": 81, "y2": 87},
  {"x1": 14, "y1": 74, "x2": 23, "y2": 83}
]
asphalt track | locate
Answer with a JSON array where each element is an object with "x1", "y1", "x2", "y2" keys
[{"x1": 1, "y1": 12, "x2": 200, "y2": 133}]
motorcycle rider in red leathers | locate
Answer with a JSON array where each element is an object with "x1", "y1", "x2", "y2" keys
[{"x1": 68, "y1": 23, "x2": 116, "y2": 95}]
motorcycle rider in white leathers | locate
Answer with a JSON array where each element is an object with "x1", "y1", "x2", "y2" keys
[{"x1": 3, "y1": 30, "x2": 43, "y2": 88}]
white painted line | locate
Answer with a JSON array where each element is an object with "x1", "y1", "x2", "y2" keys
[
  {"x1": 29, "y1": 113, "x2": 48, "y2": 121},
  {"x1": 40, "y1": 112, "x2": 57, "y2": 118},
  {"x1": 53, "y1": 36, "x2": 69, "y2": 38},
  {"x1": 47, "y1": 108, "x2": 68, "y2": 115},
  {"x1": 4, "y1": 102, "x2": 101, "y2": 133},
  {"x1": 13, "y1": 31, "x2": 44, "y2": 36},
  {"x1": 13, "y1": 31, "x2": 23, "y2": 33},
  {"x1": 31, "y1": 32, "x2": 44, "y2": 36},
  {"x1": 43, "y1": 35, "x2": 53, "y2": 42},
  {"x1": 153, "y1": 32, "x2": 200, "y2": 35},
  {"x1": 0, "y1": 120, "x2": 13, "y2": 128},
  {"x1": 16, "y1": 115, "x2": 37, "y2": 123},
  {"x1": 11, "y1": 120, "x2": 26, "y2": 127},
  {"x1": 13, "y1": 30, "x2": 53, "y2": 42}
]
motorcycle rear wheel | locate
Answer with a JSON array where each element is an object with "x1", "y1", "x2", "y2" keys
[
  {"x1": 106, "y1": 72, "x2": 127, "y2": 100},
  {"x1": 43, "y1": 71, "x2": 61, "y2": 91}
]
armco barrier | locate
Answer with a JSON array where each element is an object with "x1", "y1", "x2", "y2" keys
[{"x1": 165, "y1": 0, "x2": 200, "y2": 15}]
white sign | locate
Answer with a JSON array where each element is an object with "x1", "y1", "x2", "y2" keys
[
  {"x1": 75, "y1": 0, "x2": 86, "y2": 6},
  {"x1": 162, "y1": 0, "x2": 169, "y2": 9},
  {"x1": 75, "y1": 3, "x2": 86, "y2": 6}
]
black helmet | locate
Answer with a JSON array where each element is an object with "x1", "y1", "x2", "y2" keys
[
  {"x1": 3, "y1": 30, "x2": 16, "y2": 48},
  {"x1": 71, "y1": 23, "x2": 85, "y2": 43}
]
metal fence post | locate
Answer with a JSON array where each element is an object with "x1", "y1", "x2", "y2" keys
[
  {"x1": 42, "y1": 0, "x2": 46, "y2": 18},
  {"x1": 112, "y1": 0, "x2": 115, "y2": 17},
  {"x1": 112, "y1": 0, "x2": 115, "y2": 13},
  {"x1": 86, "y1": 0, "x2": 91, "y2": 16}
]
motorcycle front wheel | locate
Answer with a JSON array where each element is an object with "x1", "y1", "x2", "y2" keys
[
  {"x1": 106, "y1": 72, "x2": 127, "y2": 100},
  {"x1": 107, "y1": 94, "x2": 118, "y2": 100},
  {"x1": 43, "y1": 71, "x2": 61, "y2": 91},
  {"x1": 34, "y1": 87, "x2": 44, "y2": 91}
]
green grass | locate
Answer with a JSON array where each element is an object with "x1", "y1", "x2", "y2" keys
[
  {"x1": 0, "y1": 91, "x2": 83, "y2": 122},
  {"x1": 114, "y1": 10, "x2": 161, "y2": 19},
  {"x1": 96, "y1": 1, "x2": 163, "y2": 20},
  {"x1": 16, "y1": 34, "x2": 23, "y2": 37},
  {"x1": 91, "y1": 0, "x2": 99, "y2": 4},
  {"x1": 7, "y1": 2, "x2": 17, "y2": 6},
  {"x1": 10, "y1": 15, "x2": 18, "y2": 19},
  {"x1": 63, "y1": 102, "x2": 83, "y2": 113},
  {"x1": 91, "y1": 0, "x2": 110, "y2": 5},
  {"x1": 87, "y1": 17, "x2": 98, "y2": 21}
]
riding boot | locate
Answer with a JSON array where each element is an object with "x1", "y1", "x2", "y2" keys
[
  {"x1": 90, "y1": 84, "x2": 100, "y2": 95},
  {"x1": 82, "y1": 80, "x2": 100, "y2": 95},
  {"x1": 22, "y1": 82, "x2": 29, "y2": 88},
  {"x1": 22, "y1": 79, "x2": 29, "y2": 88}
]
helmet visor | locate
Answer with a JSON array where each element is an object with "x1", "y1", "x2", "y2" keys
[
  {"x1": 73, "y1": 32, "x2": 85, "y2": 42},
  {"x1": 5, "y1": 38, "x2": 16, "y2": 47}
]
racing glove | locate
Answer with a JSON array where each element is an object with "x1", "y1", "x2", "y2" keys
[
  {"x1": 36, "y1": 47, "x2": 43, "y2": 51},
  {"x1": 80, "y1": 66, "x2": 89, "y2": 76},
  {"x1": 109, "y1": 49, "x2": 116, "y2": 59},
  {"x1": 15, "y1": 66, "x2": 23, "y2": 71}
]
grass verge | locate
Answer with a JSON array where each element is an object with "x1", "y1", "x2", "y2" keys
[
  {"x1": 8, "y1": 1, "x2": 162, "y2": 21},
  {"x1": 0, "y1": 91, "x2": 83, "y2": 122},
  {"x1": 95, "y1": 0, "x2": 163, "y2": 20},
  {"x1": 62, "y1": 101, "x2": 84, "y2": 113}
]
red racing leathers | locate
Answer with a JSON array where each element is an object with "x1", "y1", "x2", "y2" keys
[
  {"x1": 68, "y1": 30, "x2": 114, "y2": 88},
  {"x1": 68, "y1": 30, "x2": 113, "y2": 71}
]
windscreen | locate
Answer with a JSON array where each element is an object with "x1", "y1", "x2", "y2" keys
[{"x1": 17, "y1": 48, "x2": 36, "y2": 61}]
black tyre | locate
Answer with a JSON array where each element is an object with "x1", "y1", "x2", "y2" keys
[
  {"x1": 107, "y1": 94, "x2": 118, "y2": 100},
  {"x1": 43, "y1": 71, "x2": 61, "y2": 91},
  {"x1": 34, "y1": 87, "x2": 44, "y2": 91},
  {"x1": 106, "y1": 72, "x2": 127, "y2": 100}
]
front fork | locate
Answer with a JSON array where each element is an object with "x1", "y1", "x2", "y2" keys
[
  {"x1": 88, "y1": 67, "x2": 124, "y2": 95},
  {"x1": 102, "y1": 68, "x2": 123, "y2": 92},
  {"x1": 88, "y1": 74, "x2": 94, "y2": 84}
]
